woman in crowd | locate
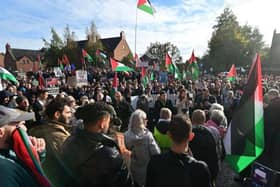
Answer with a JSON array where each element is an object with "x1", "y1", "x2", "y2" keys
[{"x1": 124, "y1": 109, "x2": 160, "y2": 187}]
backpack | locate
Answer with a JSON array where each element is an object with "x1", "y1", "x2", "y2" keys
[{"x1": 189, "y1": 125, "x2": 219, "y2": 180}]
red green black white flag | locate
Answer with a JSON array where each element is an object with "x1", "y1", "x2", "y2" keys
[
  {"x1": 137, "y1": 0, "x2": 155, "y2": 15},
  {"x1": 110, "y1": 58, "x2": 134, "y2": 72},
  {"x1": 227, "y1": 64, "x2": 237, "y2": 81},
  {"x1": 82, "y1": 49, "x2": 93, "y2": 63},
  {"x1": 223, "y1": 54, "x2": 264, "y2": 173}
]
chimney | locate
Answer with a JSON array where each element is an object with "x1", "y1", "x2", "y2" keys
[
  {"x1": 5, "y1": 43, "x2": 11, "y2": 51},
  {"x1": 120, "y1": 31, "x2": 125, "y2": 40}
]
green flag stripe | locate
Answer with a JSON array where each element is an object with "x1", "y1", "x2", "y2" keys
[
  {"x1": 225, "y1": 117, "x2": 264, "y2": 172},
  {"x1": 138, "y1": 5, "x2": 154, "y2": 14},
  {"x1": 115, "y1": 66, "x2": 133, "y2": 72}
]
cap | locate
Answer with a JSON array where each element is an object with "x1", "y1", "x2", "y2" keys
[
  {"x1": 0, "y1": 90, "x2": 13, "y2": 98},
  {"x1": 0, "y1": 105, "x2": 35, "y2": 127}
]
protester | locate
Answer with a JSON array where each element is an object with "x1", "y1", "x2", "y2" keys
[
  {"x1": 0, "y1": 105, "x2": 50, "y2": 187},
  {"x1": 154, "y1": 107, "x2": 172, "y2": 151},
  {"x1": 32, "y1": 89, "x2": 49, "y2": 125},
  {"x1": 146, "y1": 114, "x2": 212, "y2": 187},
  {"x1": 29, "y1": 97, "x2": 72, "y2": 187},
  {"x1": 62, "y1": 102, "x2": 132, "y2": 187},
  {"x1": 124, "y1": 109, "x2": 160, "y2": 187},
  {"x1": 112, "y1": 91, "x2": 133, "y2": 132},
  {"x1": 154, "y1": 90, "x2": 174, "y2": 122},
  {"x1": 189, "y1": 109, "x2": 220, "y2": 185}
]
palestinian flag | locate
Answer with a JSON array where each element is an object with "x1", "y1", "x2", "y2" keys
[
  {"x1": 141, "y1": 66, "x2": 149, "y2": 87},
  {"x1": 57, "y1": 58, "x2": 64, "y2": 70},
  {"x1": 12, "y1": 127, "x2": 51, "y2": 187},
  {"x1": 165, "y1": 53, "x2": 180, "y2": 80},
  {"x1": 0, "y1": 67, "x2": 18, "y2": 84},
  {"x1": 96, "y1": 49, "x2": 107, "y2": 59},
  {"x1": 137, "y1": 0, "x2": 155, "y2": 15},
  {"x1": 135, "y1": 53, "x2": 141, "y2": 68},
  {"x1": 82, "y1": 49, "x2": 93, "y2": 63},
  {"x1": 38, "y1": 72, "x2": 45, "y2": 89},
  {"x1": 112, "y1": 72, "x2": 118, "y2": 91},
  {"x1": 62, "y1": 54, "x2": 70, "y2": 65},
  {"x1": 223, "y1": 54, "x2": 264, "y2": 173},
  {"x1": 227, "y1": 64, "x2": 237, "y2": 81},
  {"x1": 110, "y1": 58, "x2": 134, "y2": 72},
  {"x1": 188, "y1": 50, "x2": 199, "y2": 80},
  {"x1": 150, "y1": 71, "x2": 155, "y2": 81}
]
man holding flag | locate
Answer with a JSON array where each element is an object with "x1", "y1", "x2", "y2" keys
[{"x1": 0, "y1": 105, "x2": 51, "y2": 187}]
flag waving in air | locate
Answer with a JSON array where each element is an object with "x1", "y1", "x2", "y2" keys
[
  {"x1": 227, "y1": 64, "x2": 237, "y2": 81},
  {"x1": 0, "y1": 67, "x2": 18, "y2": 84},
  {"x1": 82, "y1": 49, "x2": 93, "y2": 63},
  {"x1": 110, "y1": 58, "x2": 134, "y2": 72},
  {"x1": 137, "y1": 0, "x2": 155, "y2": 15},
  {"x1": 165, "y1": 53, "x2": 180, "y2": 80},
  {"x1": 188, "y1": 50, "x2": 199, "y2": 80},
  {"x1": 223, "y1": 54, "x2": 264, "y2": 173}
]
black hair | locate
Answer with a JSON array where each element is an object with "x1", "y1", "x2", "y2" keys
[
  {"x1": 15, "y1": 96, "x2": 28, "y2": 105},
  {"x1": 37, "y1": 89, "x2": 48, "y2": 96},
  {"x1": 45, "y1": 98, "x2": 69, "y2": 120},
  {"x1": 168, "y1": 114, "x2": 192, "y2": 144},
  {"x1": 75, "y1": 102, "x2": 113, "y2": 126}
]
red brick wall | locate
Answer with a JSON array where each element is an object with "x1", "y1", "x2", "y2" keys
[
  {"x1": 16, "y1": 56, "x2": 39, "y2": 72},
  {"x1": 114, "y1": 39, "x2": 131, "y2": 61}
]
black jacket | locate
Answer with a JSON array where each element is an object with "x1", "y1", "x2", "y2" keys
[
  {"x1": 154, "y1": 99, "x2": 174, "y2": 121},
  {"x1": 145, "y1": 150, "x2": 212, "y2": 187},
  {"x1": 61, "y1": 129, "x2": 132, "y2": 187},
  {"x1": 112, "y1": 99, "x2": 133, "y2": 132}
]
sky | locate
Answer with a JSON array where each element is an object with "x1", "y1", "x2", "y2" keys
[{"x1": 1, "y1": 0, "x2": 280, "y2": 61}]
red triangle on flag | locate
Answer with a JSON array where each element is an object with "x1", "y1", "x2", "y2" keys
[
  {"x1": 110, "y1": 58, "x2": 118, "y2": 71},
  {"x1": 227, "y1": 64, "x2": 237, "y2": 78},
  {"x1": 165, "y1": 53, "x2": 172, "y2": 67},
  {"x1": 141, "y1": 66, "x2": 146, "y2": 78},
  {"x1": 82, "y1": 49, "x2": 87, "y2": 57},
  {"x1": 188, "y1": 50, "x2": 196, "y2": 64},
  {"x1": 137, "y1": 0, "x2": 147, "y2": 6}
]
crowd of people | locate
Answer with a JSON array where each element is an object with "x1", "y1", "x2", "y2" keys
[{"x1": 0, "y1": 68, "x2": 280, "y2": 187}]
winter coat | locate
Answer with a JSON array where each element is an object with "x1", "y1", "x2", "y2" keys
[
  {"x1": 62, "y1": 129, "x2": 132, "y2": 187},
  {"x1": 124, "y1": 128, "x2": 160, "y2": 186},
  {"x1": 29, "y1": 121, "x2": 71, "y2": 187}
]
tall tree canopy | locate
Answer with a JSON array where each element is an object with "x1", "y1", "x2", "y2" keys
[
  {"x1": 145, "y1": 42, "x2": 182, "y2": 69},
  {"x1": 42, "y1": 21, "x2": 104, "y2": 67},
  {"x1": 205, "y1": 8, "x2": 265, "y2": 72}
]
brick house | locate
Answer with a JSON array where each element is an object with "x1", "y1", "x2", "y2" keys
[
  {"x1": 4, "y1": 43, "x2": 44, "y2": 72},
  {"x1": 77, "y1": 31, "x2": 132, "y2": 62}
]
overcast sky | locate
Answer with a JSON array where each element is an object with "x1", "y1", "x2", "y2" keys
[{"x1": 1, "y1": 0, "x2": 280, "y2": 61}]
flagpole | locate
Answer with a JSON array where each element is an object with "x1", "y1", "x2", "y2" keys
[{"x1": 134, "y1": 4, "x2": 138, "y2": 57}]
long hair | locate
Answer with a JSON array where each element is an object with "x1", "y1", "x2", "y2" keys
[{"x1": 128, "y1": 109, "x2": 147, "y2": 135}]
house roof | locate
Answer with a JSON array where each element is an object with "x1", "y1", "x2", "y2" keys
[
  {"x1": 100, "y1": 37, "x2": 121, "y2": 52},
  {"x1": 7, "y1": 48, "x2": 44, "y2": 61},
  {"x1": 76, "y1": 36, "x2": 121, "y2": 53},
  {"x1": 76, "y1": 40, "x2": 88, "y2": 49}
]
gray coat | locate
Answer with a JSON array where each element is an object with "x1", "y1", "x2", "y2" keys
[{"x1": 124, "y1": 129, "x2": 160, "y2": 186}]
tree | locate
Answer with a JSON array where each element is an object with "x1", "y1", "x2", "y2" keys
[
  {"x1": 63, "y1": 24, "x2": 77, "y2": 48},
  {"x1": 145, "y1": 42, "x2": 182, "y2": 70},
  {"x1": 205, "y1": 8, "x2": 265, "y2": 72},
  {"x1": 42, "y1": 28, "x2": 64, "y2": 67},
  {"x1": 86, "y1": 21, "x2": 102, "y2": 48}
]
